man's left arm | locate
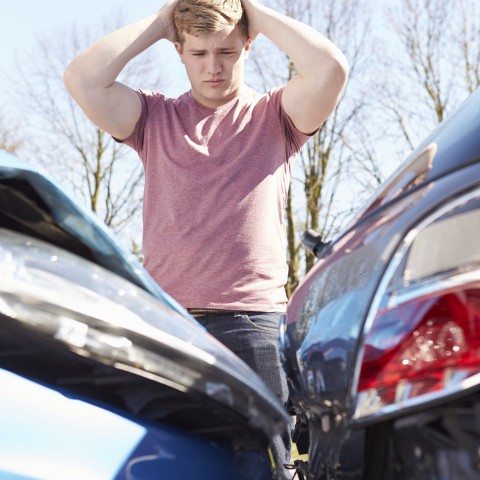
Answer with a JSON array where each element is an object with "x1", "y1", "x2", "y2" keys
[{"x1": 242, "y1": 0, "x2": 349, "y2": 134}]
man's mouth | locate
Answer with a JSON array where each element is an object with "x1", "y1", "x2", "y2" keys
[{"x1": 205, "y1": 79, "x2": 224, "y2": 86}]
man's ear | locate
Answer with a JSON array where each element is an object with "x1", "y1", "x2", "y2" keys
[
  {"x1": 174, "y1": 42, "x2": 184, "y2": 63},
  {"x1": 244, "y1": 37, "x2": 252, "y2": 58}
]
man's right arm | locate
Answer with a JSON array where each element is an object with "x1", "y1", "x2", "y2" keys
[{"x1": 64, "y1": 1, "x2": 178, "y2": 141}]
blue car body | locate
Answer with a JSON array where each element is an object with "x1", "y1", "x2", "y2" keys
[
  {"x1": 283, "y1": 88, "x2": 480, "y2": 478},
  {"x1": 0, "y1": 369, "x2": 265, "y2": 480}
]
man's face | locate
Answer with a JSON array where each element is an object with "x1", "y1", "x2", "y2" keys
[{"x1": 175, "y1": 25, "x2": 251, "y2": 109}]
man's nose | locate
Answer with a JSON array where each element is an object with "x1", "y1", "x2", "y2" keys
[{"x1": 207, "y1": 55, "x2": 222, "y2": 74}]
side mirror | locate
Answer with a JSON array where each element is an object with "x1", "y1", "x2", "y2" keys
[{"x1": 301, "y1": 229, "x2": 331, "y2": 258}]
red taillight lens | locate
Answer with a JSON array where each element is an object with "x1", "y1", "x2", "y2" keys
[
  {"x1": 355, "y1": 189, "x2": 480, "y2": 420},
  {"x1": 358, "y1": 285, "x2": 480, "y2": 411}
]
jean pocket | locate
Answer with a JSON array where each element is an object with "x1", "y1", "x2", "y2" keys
[{"x1": 239, "y1": 313, "x2": 281, "y2": 333}]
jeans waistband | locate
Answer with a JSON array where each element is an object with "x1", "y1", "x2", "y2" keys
[
  {"x1": 187, "y1": 309, "x2": 282, "y2": 318},
  {"x1": 187, "y1": 308, "x2": 239, "y2": 318}
]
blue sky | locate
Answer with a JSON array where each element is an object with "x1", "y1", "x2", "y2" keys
[
  {"x1": 2, "y1": 1, "x2": 152, "y2": 64},
  {"x1": 0, "y1": 1, "x2": 188, "y2": 101}
]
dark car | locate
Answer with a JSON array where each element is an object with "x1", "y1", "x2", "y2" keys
[
  {"x1": 282, "y1": 87, "x2": 480, "y2": 479},
  {"x1": 0, "y1": 151, "x2": 289, "y2": 479}
]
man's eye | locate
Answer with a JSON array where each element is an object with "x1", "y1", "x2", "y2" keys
[
  {"x1": 193, "y1": 53, "x2": 205, "y2": 57},
  {"x1": 221, "y1": 51, "x2": 234, "y2": 56}
]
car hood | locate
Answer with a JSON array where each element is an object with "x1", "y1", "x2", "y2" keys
[{"x1": 0, "y1": 151, "x2": 289, "y2": 444}]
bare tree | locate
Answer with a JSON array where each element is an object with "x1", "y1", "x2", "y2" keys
[
  {"x1": 380, "y1": 0, "x2": 480, "y2": 149},
  {"x1": 4, "y1": 12, "x2": 167, "y2": 250},
  {"x1": 0, "y1": 109, "x2": 25, "y2": 154},
  {"x1": 249, "y1": 0, "x2": 377, "y2": 293}
]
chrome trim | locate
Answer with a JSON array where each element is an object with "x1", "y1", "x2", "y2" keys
[
  {"x1": 353, "y1": 371, "x2": 480, "y2": 424},
  {"x1": 387, "y1": 269, "x2": 480, "y2": 309}
]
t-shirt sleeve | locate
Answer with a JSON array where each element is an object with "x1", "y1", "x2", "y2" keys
[
  {"x1": 268, "y1": 86, "x2": 314, "y2": 157},
  {"x1": 115, "y1": 89, "x2": 165, "y2": 157}
]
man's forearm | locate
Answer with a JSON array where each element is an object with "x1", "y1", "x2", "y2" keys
[
  {"x1": 244, "y1": 2, "x2": 347, "y2": 82},
  {"x1": 242, "y1": 0, "x2": 348, "y2": 133},
  {"x1": 65, "y1": 11, "x2": 172, "y2": 92}
]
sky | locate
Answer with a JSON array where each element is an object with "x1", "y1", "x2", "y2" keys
[
  {"x1": 1, "y1": 1, "x2": 150, "y2": 64},
  {"x1": 0, "y1": 0, "x2": 189, "y2": 103}
]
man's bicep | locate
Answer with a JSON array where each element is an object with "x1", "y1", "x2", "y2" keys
[
  {"x1": 75, "y1": 82, "x2": 142, "y2": 141},
  {"x1": 281, "y1": 72, "x2": 346, "y2": 135}
]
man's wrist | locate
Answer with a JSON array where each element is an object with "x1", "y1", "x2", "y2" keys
[
  {"x1": 151, "y1": 8, "x2": 177, "y2": 43},
  {"x1": 242, "y1": 0, "x2": 271, "y2": 39}
]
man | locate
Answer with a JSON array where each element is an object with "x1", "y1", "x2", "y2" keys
[{"x1": 64, "y1": 1, "x2": 348, "y2": 477}]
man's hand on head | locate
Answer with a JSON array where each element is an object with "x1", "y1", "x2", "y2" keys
[
  {"x1": 240, "y1": 0, "x2": 263, "y2": 40},
  {"x1": 160, "y1": 0, "x2": 181, "y2": 43},
  {"x1": 240, "y1": 0, "x2": 349, "y2": 134}
]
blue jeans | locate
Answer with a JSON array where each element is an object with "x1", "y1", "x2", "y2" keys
[{"x1": 195, "y1": 311, "x2": 292, "y2": 480}]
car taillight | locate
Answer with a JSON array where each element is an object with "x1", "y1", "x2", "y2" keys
[{"x1": 355, "y1": 188, "x2": 480, "y2": 421}]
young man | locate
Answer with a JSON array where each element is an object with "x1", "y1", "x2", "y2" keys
[{"x1": 64, "y1": 1, "x2": 348, "y2": 477}]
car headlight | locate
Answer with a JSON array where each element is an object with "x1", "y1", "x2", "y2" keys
[
  {"x1": 354, "y1": 187, "x2": 480, "y2": 422},
  {"x1": 0, "y1": 228, "x2": 216, "y2": 392},
  {"x1": 0, "y1": 228, "x2": 290, "y2": 437}
]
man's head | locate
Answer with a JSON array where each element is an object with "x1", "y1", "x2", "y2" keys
[
  {"x1": 173, "y1": 0, "x2": 251, "y2": 109},
  {"x1": 174, "y1": 0, "x2": 249, "y2": 45}
]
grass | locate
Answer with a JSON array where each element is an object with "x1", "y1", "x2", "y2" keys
[{"x1": 291, "y1": 442, "x2": 308, "y2": 461}]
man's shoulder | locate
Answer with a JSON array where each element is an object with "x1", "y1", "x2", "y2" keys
[
  {"x1": 136, "y1": 89, "x2": 196, "y2": 120},
  {"x1": 136, "y1": 88, "x2": 190, "y2": 104},
  {"x1": 241, "y1": 85, "x2": 283, "y2": 101},
  {"x1": 236, "y1": 86, "x2": 285, "y2": 113}
]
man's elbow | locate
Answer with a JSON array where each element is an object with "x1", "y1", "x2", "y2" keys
[
  {"x1": 63, "y1": 61, "x2": 79, "y2": 99},
  {"x1": 330, "y1": 49, "x2": 349, "y2": 91},
  {"x1": 63, "y1": 57, "x2": 90, "y2": 102},
  {"x1": 63, "y1": 64, "x2": 74, "y2": 95}
]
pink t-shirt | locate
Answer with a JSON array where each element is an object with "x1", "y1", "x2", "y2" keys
[{"x1": 123, "y1": 86, "x2": 310, "y2": 312}]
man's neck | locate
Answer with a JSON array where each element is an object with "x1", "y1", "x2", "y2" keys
[{"x1": 190, "y1": 83, "x2": 251, "y2": 109}]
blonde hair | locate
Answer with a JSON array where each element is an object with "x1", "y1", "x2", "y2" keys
[{"x1": 174, "y1": 0, "x2": 248, "y2": 44}]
